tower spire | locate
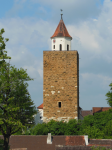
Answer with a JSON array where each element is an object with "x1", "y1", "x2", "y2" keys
[{"x1": 60, "y1": 9, "x2": 63, "y2": 20}]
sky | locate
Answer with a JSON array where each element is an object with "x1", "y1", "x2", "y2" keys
[{"x1": 0, "y1": 0, "x2": 112, "y2": 111}]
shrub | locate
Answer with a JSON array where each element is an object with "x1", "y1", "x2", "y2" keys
[
  {"x1": 103, "y1": 120, "x2": 112, "y2": 137},
  {"x1": 30, "y1": 123, "x2": 49, "y2": 135},
  {"x1": 18, "y1": 109, "x2": 112, "y2": 139},
  {"x1": 48, "y1": 120, "x2": 67, "y2": 135},
  {"x1": 64, "y1": 119, "x2": 80, "y2": 135},
  {"x1": 81, "y1": 125, "x2": 105, "y2": 139}
]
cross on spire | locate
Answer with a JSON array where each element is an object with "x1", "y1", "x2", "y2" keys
[{"x1": 60, "y1": 9, "x2": 63, "y2": 20}]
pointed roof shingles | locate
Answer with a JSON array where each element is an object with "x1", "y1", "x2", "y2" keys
[
  {"x1": 37, "y1": 103, "x2": 43, "y2": 109},
  {"x1": 51, "y1": 19, "x2": 72, "y2": 39}
]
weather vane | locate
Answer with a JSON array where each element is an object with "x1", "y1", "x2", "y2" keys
[{"x1": 60, "y1": 9, "x2": 63, "y2": 20}]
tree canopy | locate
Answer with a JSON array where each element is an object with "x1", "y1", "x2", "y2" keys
[
  {"x1": 105, "y1": 82, "x2": 112, "y2": 107},
  {"x1": 0, "y1": 28, "x2": 11, "y2": 66},
  {"x1": 0, "y1": 61, "x2": 38, "y2": 150}
]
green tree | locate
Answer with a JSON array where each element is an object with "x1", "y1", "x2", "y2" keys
[
  {"x1": 79, "y1": 109, "x2": 112, "y2": 139},
  {"x1": 49, "y1": 120, "x2": 67, "y2": 135},
  {"x1": 0, "y1": 28, "x2": 11, "y2": 115},
  {"x1": 0, "y1": 61, "x2": 38, "y2": 150},
  {"x1": 105, "y1": 82, "x2": 112, "y2": 107},
  {"x1": 81, "y1": 125, "x2": 105, "y2": 139},
  {"x1": 0, "y1": 28, "x2": 11, "y2": 66},
  {"x1": 64, "y1": 119, "x2": 80, "y2": 135},
  {"x1": 30, "y1": 123, "x2": 49, "y2": 135},
  {"x1": 103, "y1": 120, "x2": 112, "y2": 138}
]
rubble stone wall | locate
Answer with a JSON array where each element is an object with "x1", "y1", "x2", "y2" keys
[{"x1": 43, "y1": 50, "x2": 79, "y2": 123}]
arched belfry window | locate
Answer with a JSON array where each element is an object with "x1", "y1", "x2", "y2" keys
[
  {"x1": 59, "y1": 44, "x2": 62, "y2": 51},
  {"x1": 53, "y1": 45, "x2": 55, "y2": 49},
  {"x1": 67, "y1": 44, "x2": 69, "y2": 51},
  {"x1": 58, "y1": 102, "x2": 61, "y2": 108}
]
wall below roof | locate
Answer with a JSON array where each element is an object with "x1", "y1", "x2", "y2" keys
[
  {"x1": 51, "y1": 37, "x2": 71, "y2": 51},
  {"x1": 33, "y1": 109, "x2": 43, "y2": 125}
]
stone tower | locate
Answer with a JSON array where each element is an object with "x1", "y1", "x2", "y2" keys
[{"x1": 43, "y1": 14, "x2": 79, "y2": 123}]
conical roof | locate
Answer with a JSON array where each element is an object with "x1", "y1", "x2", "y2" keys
[
  {"x1": 37, "y1": 103, "x2": 43, "y2": 109},
  {"x1": 51, "y1": 19, "x2": 72, "y2": 39}
]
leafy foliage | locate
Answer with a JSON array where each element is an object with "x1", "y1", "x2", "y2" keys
[
  {"x1": 30, "y1": 123, "x2": 49, "y2": 135},
  {"x1": 0, "y1": 61, "x2": 38, "y2": 150},
  {"x1": 49, "y1": 120, "x2": 67, "y2": 135},
  {"x1": 91, "y1": 145, "x2": 112, "y2": 150},
  {"x1": 81, "y1": 125, "x2": 105, "y2": 139},
  {"x1": 22, "y1": 109, "x2": 112, "y2": 140},
  {"x1": 0, "y1": 28, "x2": 11, "y2": 67},
  {"x1": 64, "y1": 119, "x2": 80, "y2": 135},
  {"x1": 0, "y1": 138, "x2": 10, "y2": 150},
  {"x1": 103, "y1": 120, "x2": 112, "y2": 137},
  {"x1": 105, "y1": 82, "x2": 112, "y2": 107}
]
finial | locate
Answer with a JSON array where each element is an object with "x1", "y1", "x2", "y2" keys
[{"x1": 60, "y1": 9, "x2": 63, "y2": 20}]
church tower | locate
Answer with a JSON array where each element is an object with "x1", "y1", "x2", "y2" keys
[{"x1": 43, "y1": 13, "x2": 79, "y2": 123}]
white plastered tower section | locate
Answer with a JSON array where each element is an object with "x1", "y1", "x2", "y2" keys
[{"x1": 51, "y1": 37, "x2": 71, "y2": 51}]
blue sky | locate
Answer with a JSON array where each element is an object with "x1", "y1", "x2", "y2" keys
[{"x1": 0, "y1": 0, "x2": 112, "y2": 110}]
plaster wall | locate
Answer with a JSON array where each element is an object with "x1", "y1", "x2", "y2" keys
[
  {"x1": 51, "y1": 37, "x2": 71, "y2": 51},
  {"x1": 33, "y1": 109, "x2": 43, "y2": 125}
]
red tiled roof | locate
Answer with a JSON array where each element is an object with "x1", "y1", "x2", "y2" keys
[
  {"x1": 93, "y1": 107, "x2": 112, "y2": 114},
  {"x1": 37, "y1": 103, "x2": 43, "y2": 109},
  {"x1": 81, "y1": 110, "x2": 93, "y2": 117},
  {"x1": 51, "y1": 19, "x2": 72, "y2": 39},
  {"x1": 81, "y1": 107, "x2": 112, "y2": 117},
  {"x1": 65, "y1": 136, "x2": 85, "y2": 146}
]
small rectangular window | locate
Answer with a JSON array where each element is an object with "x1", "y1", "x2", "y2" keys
[
  {"x1": 53, "y1": 45, "x2": 55, "y2": 49},
  {"x1": 58, "y1": 102, "x2": 61, "y2": 108},
  {"x1": 60, "y1": 44, "x2": 62, "y2": 51},
  {"x1": 67, "y1": 44, "x2": 69, "y2": 51}
]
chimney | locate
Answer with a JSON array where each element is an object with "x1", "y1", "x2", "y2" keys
[
  {"x1": 84, "y1": 135, "x2": 88, "y2": 145},
  {"x1": 47, "y1": 133, "x2": 52, "y2": 144}
]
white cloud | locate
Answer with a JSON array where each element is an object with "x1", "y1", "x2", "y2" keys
[
  {"x1": 1, "y1": 0, "x2": 112, "y2": 85},
  {"x1": 0, "y1": 17, "x2": 52, "y2": 48},
  {"x1": 31, "y1": 0, "x2": 101, "y2": 22},
  {"x1": 1, "y1": 0, "x2": 112, "y2": 109},
  {"x1": 14, "y1": 0, "x2": 27, "y2": 4},
  {"x1": 38, "y1": 68, "x2": 43, "y2": 78},
  {"x1": 93, "y1": 19, "x2": 98, "y2": 21},
  {"x1": 68, "y1": 23, "x2": 100, "y2": 53},
  {"x1": 38, "y1": 6, "x2": 47, "y2": 14},
  {"x1": 65, "y1": 0, "x2": 112, "y2": 64},
  {"x1": 81, "y1": 73, "x2": 112, "y2": 89}
]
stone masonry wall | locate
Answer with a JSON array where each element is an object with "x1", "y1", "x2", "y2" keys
[{"x1": 43, "y1": 50, "x2": 79, "y2": 123}]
